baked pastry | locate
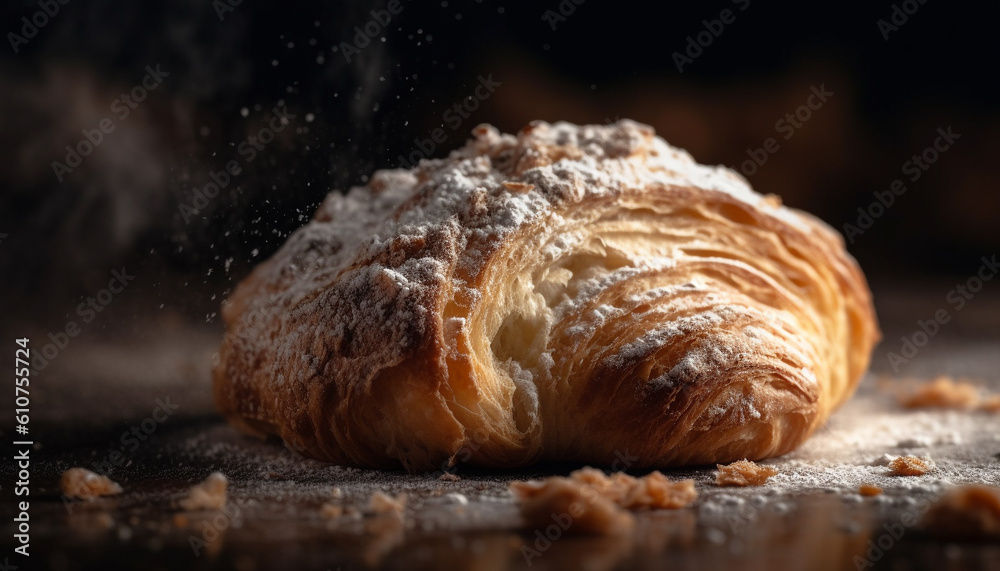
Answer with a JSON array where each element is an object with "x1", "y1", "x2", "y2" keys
[{"x1": 213, "y1": 120, "x2": 879, "y2": 472}]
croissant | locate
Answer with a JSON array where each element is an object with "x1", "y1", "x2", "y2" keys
[{"x1": 213, "y1": 120, "x2": 879, "y2": 472}]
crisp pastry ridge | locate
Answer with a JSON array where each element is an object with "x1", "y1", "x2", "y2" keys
[{"x1": 213, "y1": 120, "x2": 880, "y2": 472}]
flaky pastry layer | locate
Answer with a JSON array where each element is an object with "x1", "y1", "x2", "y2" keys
[{"x1": 214, "y1": 120, "x2": 880, "y2": 471}]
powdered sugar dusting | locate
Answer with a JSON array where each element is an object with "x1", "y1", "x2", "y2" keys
[{"x1": 215, "y1": 119, "x2": 877, "y2": 471}]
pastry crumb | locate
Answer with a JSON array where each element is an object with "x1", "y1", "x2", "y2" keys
[
  {"x1": 438, "y1": 472, "x2": 461, "y2": 482},
  {"x1": 889, "y1": 456, "x2": 930, "y2": 476},
  {"x1": 509, "y1": 467, "x2": 696, "y2": 536},
  {"x1": 179, "y1": 472, "x2": 228, "y2": 510},
  {"x1": 619, "y1": 471, "x2": 697, "y2": 510},
  {"x1": 319, "y1": 503, "x2": 344, "y2": 518},
  {"x1": 501, "y1": 181, "x2": 535, "y2": 193},
  {"x1": 370, "y1": 491, "x2": 406, "y2": 517},
  {"x1": 981, "y1": 395, "x2": 1000, "y2": 413},
  {"x1": 900, "y1": 376, "x2": 980, "y2": 409},
  {"x1": 921, "y1": 485, "x2": 1000, "y2": 539},
  {"x1": 60, "y1": 468, "x2": 123, "y2": 500},
  {"x1": 859, "y1": 484, "x2": 883, "y2": 496},
  {"x1": 715, "y1": 459, "x2": 778, "y2": 487}
]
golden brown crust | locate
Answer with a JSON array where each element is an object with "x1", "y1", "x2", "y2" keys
[{"x1": 213, "y1": 120, "x2": 880, "y2": 471}]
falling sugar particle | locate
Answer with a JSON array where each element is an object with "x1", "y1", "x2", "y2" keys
[
  {"x1": 240, "y1": 107, "x2": 249, "y2": 118},
  {"x1": 305, "y1": 113, "x2": 315, "y2": 123},
  {"x1": 251, "y1": 249, "x2": 259, "y2": 257}
]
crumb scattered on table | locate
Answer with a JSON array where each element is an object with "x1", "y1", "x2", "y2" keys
[
  {"x1": 921, "y1": 485, "x2": 1000, "y2": 538},
  {"x1": 60, "y1": 468, "x2": 123, "y2": 500},
  {"x1": 370, "y1": 491, "x2": 406, "y2": 518},
  {"x1": 889, "y1": 456, "x2": 930, "y2": 476},
  {"x1": 438, "y1": 472, "x2": 461, "y2": 482},
  {"x1": 901, "y1": 376, "x2": 980, "y2": 409},
  {"x1": 715, "y1": 459, "x2": 778, "y2": 487},
  {"x1": 981, "y1": 395, "x2": 1000, "y2": 413},
  {"x1": 319, "y1": 504, "x2": 344, "y2": 519},
  {"x1": 179, "y1": 472, "x2": 228, "y2": 510},
  {"x1": 858, "y1": 484, "x2": 883, "y2": 496},
  {"x1": 509, "y1": 467, "x2": 696, "y2": 536}
]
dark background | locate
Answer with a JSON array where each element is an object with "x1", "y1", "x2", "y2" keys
[
  {"x1": 1, "y1": 4, "x2": 999, "y2": 569},
  {"x1": 1, "y1": 0, "x2": 998, "y2": 339}
]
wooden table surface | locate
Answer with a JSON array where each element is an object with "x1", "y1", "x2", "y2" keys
[{"x1": 3, "y1": 281, "x2": 999, "y2": 571}]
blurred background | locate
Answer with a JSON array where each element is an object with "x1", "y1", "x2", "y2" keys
[
  {"x1": 1, "y1": 0, "x2": 998, "y2": 412},
  {"x1": 3, "y1": 3, "x2": 1000, "y2": 569}
]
